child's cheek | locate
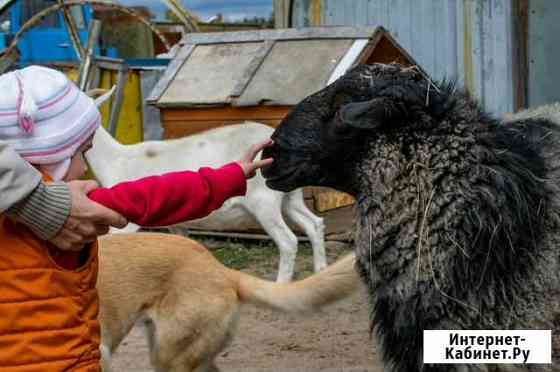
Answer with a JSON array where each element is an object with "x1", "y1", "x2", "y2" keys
[{"x1": 77, "y1": 154, "x2": 88, "y2": 179}]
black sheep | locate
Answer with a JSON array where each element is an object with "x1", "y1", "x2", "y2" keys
[{"x1": 261, "y1": 63, "x2": 560, "y2": 372}]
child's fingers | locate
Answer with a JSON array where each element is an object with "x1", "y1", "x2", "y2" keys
[
  {"x1": 246, "y1": 140, "x2": 274, "y2": 161},
  {"x1": 253, "y1": 158, "x2": 274, "y2": 169}
]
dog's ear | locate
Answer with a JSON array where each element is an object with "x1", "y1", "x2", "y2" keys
[{"x1": 337, "y1": 97, "x2": 403, "y2": 130}]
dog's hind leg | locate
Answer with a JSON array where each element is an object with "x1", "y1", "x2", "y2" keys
[{"x1": 147, "y1": 293, "x2": 239, "y2": 372}]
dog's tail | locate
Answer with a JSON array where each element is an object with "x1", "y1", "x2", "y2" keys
[{"x1": 231, "y1": 253, "x2": 360, "y2": 314}]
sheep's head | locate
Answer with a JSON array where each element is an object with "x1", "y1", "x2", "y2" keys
[{"x1": 262, "y1": 63, "x2": 454, "y2": 194}]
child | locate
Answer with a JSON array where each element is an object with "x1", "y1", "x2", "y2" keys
[{"x1": 0, "y1": 66, "x2": 272, "y2": 371}]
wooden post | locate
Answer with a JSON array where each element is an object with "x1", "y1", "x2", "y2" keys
[
  {"x1": 311, "y1": 0, "x2": 322, "y2": 26},
  {"x1": 78, "y1": 19, "x2": 102, "y2": 91},
  {"x1": 108, "y1": 67, "x2": 129, "y2": 137},
  {"x1": 58, "y1": 0, "x2": 85, "y2": 60},
  {"x1": 512, "y1": 0, "x2": 529, "y2": 111},
  {"x1": 274, "y1": 0, "x2": 291, "y2": 28}
]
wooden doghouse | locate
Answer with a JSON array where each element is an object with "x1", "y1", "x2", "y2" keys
[{"x1": 148, "y1": 26, "x2": 423, "y2": 240}]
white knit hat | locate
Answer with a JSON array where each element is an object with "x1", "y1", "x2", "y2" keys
[{"x1": 0, "y1": 66, "x2": 112, "y2": 180}]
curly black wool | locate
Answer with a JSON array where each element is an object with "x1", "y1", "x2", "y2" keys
[{"x1": 262, "y1": 63, "x2": 560, "y2": 372}]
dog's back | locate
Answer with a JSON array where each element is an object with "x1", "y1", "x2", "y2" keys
[{"x1": 97, "y1": 233, "x2": 359, "y2": 372}]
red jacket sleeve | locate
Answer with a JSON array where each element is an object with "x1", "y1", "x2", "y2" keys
[{"x1": 87, "y1": 162, "x2": 247, "y2": 227}]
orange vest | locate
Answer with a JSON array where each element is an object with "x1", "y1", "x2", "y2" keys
[{"x1": 0, "y1": 214, "x2": 101, "y2": 371}]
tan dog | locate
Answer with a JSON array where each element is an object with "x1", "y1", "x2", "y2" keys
[{"x1": 97, "y1": 233, "x2": 359, "y2": 372}]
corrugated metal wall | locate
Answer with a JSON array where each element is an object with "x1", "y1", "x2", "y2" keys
[
  {"x1": 528, "y1": 1, "x2": 560, "y2": 108},
  {"x1": 292, "y1": 0, "x2": 514, "y2": 115}
]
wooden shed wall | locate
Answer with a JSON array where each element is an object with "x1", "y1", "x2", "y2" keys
[
  {"x1": 161, "y1": 105, "x2": 291, "y2": 138},
  {"x1": 160, "y1": 104, "x2": 356, "y2": 240}
]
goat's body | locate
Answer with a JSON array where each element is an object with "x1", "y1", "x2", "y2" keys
[
  {"x1": 86, "y1": 123, "x2": 326, "y2": 282},
  {"x1": 97, "y1": 233, "x2": 359, "y2": 372}
]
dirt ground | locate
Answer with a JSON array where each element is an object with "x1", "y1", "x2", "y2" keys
[{"x1": 109, "y1": 238, "x2": 385, "y2": 372}]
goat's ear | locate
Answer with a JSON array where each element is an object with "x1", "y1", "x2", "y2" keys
[{"x1": 338, "y1": 97, "x2": 402, "y2": 130}]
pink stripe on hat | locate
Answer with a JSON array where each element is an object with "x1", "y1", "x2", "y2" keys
[{"x1": 14, "y1": 72, "x2": 36, "y2": 134}]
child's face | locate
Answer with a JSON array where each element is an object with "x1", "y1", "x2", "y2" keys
[{"x1": 64, "y1": 135, "x2": 94, "y2": 181}]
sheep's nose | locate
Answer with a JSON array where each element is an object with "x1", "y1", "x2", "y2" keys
[
  {"x1": 261, "y1": 143, "x2": 274, "y2": 160},
  {"x1": 260, "y1": 145, "x2": 275, "y2": 177}
]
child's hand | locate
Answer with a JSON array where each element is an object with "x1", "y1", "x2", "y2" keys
[{"x1": 237, "y1": 139, "x2": 274, "y2": 179}]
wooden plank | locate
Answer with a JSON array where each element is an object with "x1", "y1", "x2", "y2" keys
[
  {"x1": 163, "y1": 119, "x2": 281, "y2": 139},
  {"x1": 0, "y1": 48, "x2": 19, "y2": 74},
  {"x1": 162, "y1": 205, "x2": 354, "y2": 242},
  {"x1": 311, "y1": 0, "x2": 322, "y2": 26},
  {"x1": 328, "y1": 39, "x2": 369, "y2": 85},
  {"x1": 78, "y1": 20, "x2": 102, "y2": 91},
  {"x1": 363, "y1": 34, "x2": 421, "y2": 69},
  {"x1": 108, "y1": 68, "x2": 129, "y2": 137},
  {"x1": 59, "y1": 0, "x2": 85, "y2": 60},
  {"x1": 187, "y1": 230, "x2": 311, "y2": 242},
  {"x1": 114, "y1": 70, "x2": 144, "y2": 144},
  {"x1": 98, "y1": 69, "x2": 143, "y2": 145},
  {"x1": 179, "y1": 229, "x2": 352, "y2": 242},
  {"x1": 355, "y1": 27, "x2": 385, "y2": 66},
  {"x1": 313, "y1": 189, "x2": 355, "y2": 213},
  {"x1": 273, "y1": 0, "x2": 291, "y2": 28},
  {"x1": 146, "y1": 43, "x2": 196, "y2": 103},
  {"x1": 231, "y1": 40, "x2": 275, "y2": 98},
  {"x1": 158, "y1": 42, "x2": 263, "y2": 106},
  {"x1": 319, "y1": 205, "x2": 355, "y2": 238},
  {"x1": 182, "y1": 26, "x2": 382, "y2": 45},
  {"x1": 163, "y1": 121, "x2": 229, "y2": 138},
  {"x1": 94, "y1": 57, "x2": 127, "y2": 71},
  {"x1": 162, "y1": 106, "x2": 291, "y2": 121},
  {"x1": 235, "y1": 39, "x2": 353, "y2": 106},
  {"x1": 512, "y1": 0, "x2": 529, "y2": 111},
  {"x1": 355, "y1": 28, "x2": 429, "y2": 79}
]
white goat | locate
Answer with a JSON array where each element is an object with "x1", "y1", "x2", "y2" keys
[{"x1": 86, "y1": 122, "x2": 326, "y2": 282}]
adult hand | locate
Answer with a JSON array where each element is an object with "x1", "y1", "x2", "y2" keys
[
  {"x1": 49, "y1": 180, "x2": 127, "y2": 251},
  {"x1": 237, "y1": 139, "x2": 274, "y2": 179}
]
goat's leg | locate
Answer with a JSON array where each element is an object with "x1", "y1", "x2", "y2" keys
[
  {"x1": 250, "y1": 202, "x2": 299, "y2": 282},
  {"x1": 284, "y1": 190, "x2": 327, "y2": 272}
]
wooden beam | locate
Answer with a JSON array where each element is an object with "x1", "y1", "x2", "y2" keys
[
  {"x1": 163, "y1": 119, "x2": 281, "y2": 139},
  {"x1": 187, "y1": 230, "x2": 310, "y2": 242},
  {"x1": 108, "y1": 67, "x2": 129, "y2": 136},
  {"x1": 231, "y1": 40, "x2": 275, "y2": 98},
  {"x1": 58, "y1": 0, "x2": 85, "y2": 60},
  {"x1": 162, "y1": 105, "x2": 291, "y2": 121},
  {"x1": 512, "y1": 0, "x2": 529, "y2": 111},
  {"x1": 146, "y1": 44, "x2": 196, "y2": 103},
  {"x1": 311, "y1": 0, "x2": 322, "y2": 26},
  {"x1": 78, "y1": 20, "x2": 102, "y2": 91},
  {"x1": 273, "y1": 0, "x2": 291, "y2": 29},
  {"x1": 182, "y1": 26, "x2": 382, "y2": 45}
]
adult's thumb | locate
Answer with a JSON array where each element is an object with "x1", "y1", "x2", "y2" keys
[
  {"x1": 89, "y1": 201, "x2": 128, "y2": 228},
  {"x1": 78, "y1": 180, "x2": 100, "y2": 194},
  {"x1": 68, "y1": 180, "x2": 127, "y2": 228}
]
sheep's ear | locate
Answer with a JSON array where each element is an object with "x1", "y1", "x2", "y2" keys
[{"x1": 338, "y1": 97, "x2": 400, "y2": 130}]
